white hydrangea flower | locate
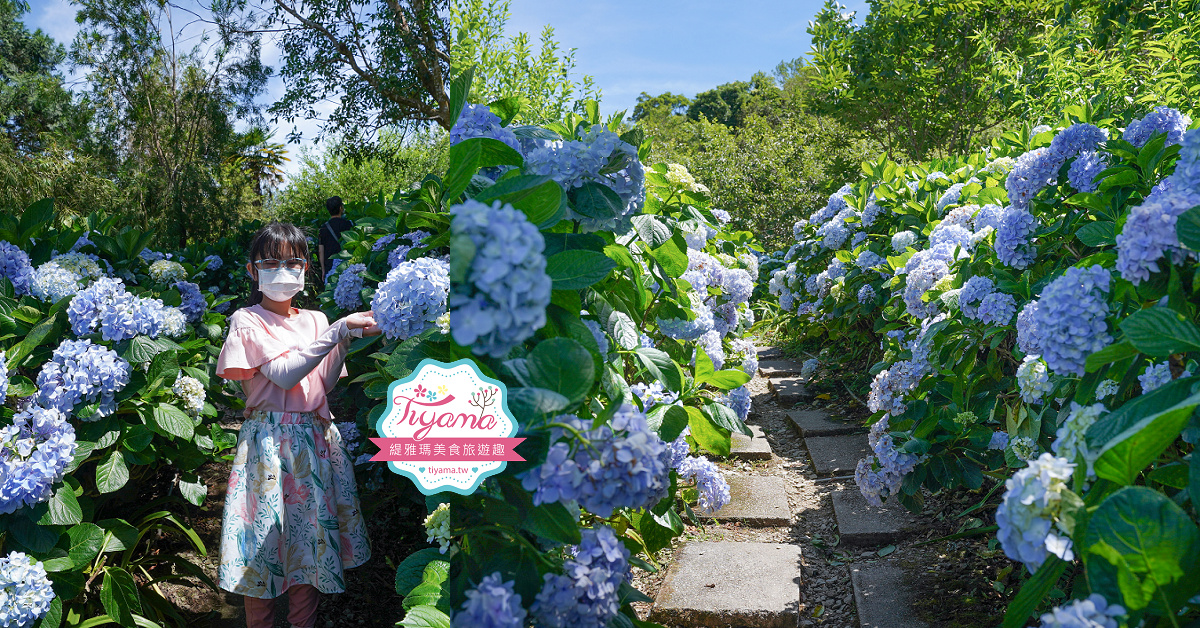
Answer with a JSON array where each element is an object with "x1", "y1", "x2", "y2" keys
[
  {"x1": 1052, "y1": 402, "x2": 1105, "y2": 480},
  {"x1": 1009, "y1": 435, "x2": 1038, "y2": 462},
  {"x1": 172, "y1": 375, "x2": 205, "y2": 415},
  {"x1": 1094, "y1": 379, "x2": 1119, "y2": 400},
  {"x1": 1017, "y1": 355, "x2": 1053, "y2": 404},
  {"x1": 996, "y1": 453, "x2": 1080, "y2": 573},
  {"x1": 149, "y1": 260, "x2": 187, "y2": 284},
  {"x1": 424, "y1": 503, "x2": 454, "y2": 554}
]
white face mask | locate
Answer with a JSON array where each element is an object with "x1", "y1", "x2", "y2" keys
[{"x1": 257, "y1": 267, "x2": 305, "y2": 302}]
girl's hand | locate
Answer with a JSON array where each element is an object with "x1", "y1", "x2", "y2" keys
[{"x1": 343, "y1": 311, "x2": 377, "y2": 330}]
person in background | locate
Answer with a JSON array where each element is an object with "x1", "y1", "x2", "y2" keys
[{"x1": 318, "y1": 196, "x2": 353, "y2": 283}]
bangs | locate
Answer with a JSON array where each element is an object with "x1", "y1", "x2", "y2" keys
[{"x1": 250, "y1": 222, "x2": 309, "y2": 262}]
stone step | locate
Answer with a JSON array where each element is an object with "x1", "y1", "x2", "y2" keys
[
  {"x1": 832, "y1": 489, "x2": 924, "y2": 546},
  {"x1": 769, "y1": 377, "x2": 811, "y2": 405},
  {"x1": 650, "y1": 541, "x2": 802, "y2": 628},
  {"x1": 852, "y1": 561, "x2": 929, "y2": 628},
  {"x1": 730, "y1": 425, "x2": 772, "y2": 460},
  {"x1": 756, "y1": 345, "x2": 785, "y2": 360},
  {"x1": 758, "y1": 360, "x2": 804, "y2": 377},
  {"x1": 787, "y1": 410, "x2": 862, "y2": 438},
  {"x1": 804, "y1": 434, "x2": 871, "y2": 476},
  {"x1": 711, "y1": 475, "x2": 791, "y2": 526}
]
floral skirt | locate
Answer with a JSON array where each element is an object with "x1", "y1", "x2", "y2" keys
[{"x1": 218, "y1": 410, "x2": 371, "y2": 599}]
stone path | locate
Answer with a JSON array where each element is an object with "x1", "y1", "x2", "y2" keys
[{"x1": 648, "y1": 345, "x2": 929, "y2": 628}]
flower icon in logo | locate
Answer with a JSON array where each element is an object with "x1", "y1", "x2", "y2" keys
[
  {"x1": 425, "y1": 389, "x2": 437, "y2": 400},
  {"x1": 414, "y1": 384, "x2": 427, "y2": 397},
  {"x1": 437, "y1": 385, "x2": 448, "y2": 396}
]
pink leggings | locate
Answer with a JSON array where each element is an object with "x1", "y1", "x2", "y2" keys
[{"x1": 243, "y1": 584, "x2": 319, "y2": 628}]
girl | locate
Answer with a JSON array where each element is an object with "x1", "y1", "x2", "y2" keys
[{"x1": 216, "y1": 222, "x2": 379, "y2": 628}]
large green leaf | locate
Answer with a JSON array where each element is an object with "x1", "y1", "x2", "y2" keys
[
  {"x1": 447, "y1": 66, "x2": 475, "y2": 134},
  {"x1": 1084, "y1": 487, "x2": 1200, "y2": 613},
  {"x1": 1086, "y1": 377, "x2": 1195, "y2": 449},
  {"x1": 95, "y1": 451, "x2": 129, "y2": 494},
  {"x1": 18, "y1": 197, "x2": 55, "y2": 242},
  {"x1": 37, "y1": 483, "x2": 82, "y2": 526},
  {"x1": 1093, "y1": 391, "x2": 1199, "y2": 485},
  {"x1": 394, "y1": 548, "x2": 447, "y2": 596},
  {"x1": 1175, "y1": 205, "x2": 1200, "y2": 250},
  {"x1": 545, "y1": 250, "x2": 616, "y2": 290},
  {"x1": 685, "y1": 406, "x2": 730, "y2": 456},
  {"x1": 1002, "y1": 556, "x2": 1067, "y2": 628},
  {"x1": 1084, "y1": 340, "x2": 1139, "y2": 372},
  {"x1": 399, "y1": 605, "x2": 452, "y2": 628},
  {"x1": 96, "y1": 519, "x2": 139, "y2": 553},
  {"x1": 67, "y1": 522, "x2": 105, "y2": 566},
  {"x1": 100, "y1": 566, "x2": 141, "y2": 626},
  {"x1": 1119, "y1": 307, "x2": 1200, "y2": 357},
  {"x1": 177, "y1": 472, "x2": 207, "y2": 506},
  {"x1": 646, "y1": 404, "x2": 690, "y2": 441},
  {"x1": 703, "y1": 401, "x2": 751, "y2": 436},
  {"x1": 1075, "y1": 221, "x2": 1116, "y2": 247},
  {"x1": 472, "y1": 175, "x2": 562, "y2": 224},
  {"x1": 152, "y1": 403, "x2": 195, "y2": 440},
  {"x1": 146, "y1": 349, "x2": 179, "y2": 391},
  {"x1": 527, "y1": 338, "x2": 594, "y2": 404},
  {"x1": 521, "y1": 502, "x2": 581, "y2": 545},
  {"x1": 630, "y1": 215, "x2": 672, "y2": 247},
  {"x1": 634, "y1": 348, "x2": 683, "y2": 394},
  {"x1": 569, "y1": 182, "x2": 623, "y2": 221},
  {"x1": 648, "y1": 234, "x2": 688, "y2": 278},
  {"x1": 507, "y1": 387, "x2": 570, "y2": 418}
]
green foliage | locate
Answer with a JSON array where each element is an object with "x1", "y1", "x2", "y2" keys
[
  {"x1": 0, "y1": 0, "x2": 81, "y2": 153},
  {"x1": 449, "y1": 0, "x2": 600, "y2": 124}
]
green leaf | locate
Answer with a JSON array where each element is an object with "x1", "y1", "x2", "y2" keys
[
  {"x1": 96, "y1": 451, "x2": 129, "y2": 493},
  {"x1": 447, "y1": 66, "x2": 475, "y2": 132},
  {"x1": 486, "y1": 96, "x2": 520, "y2": 125},
  {"x1": 101, "y1": 566, "x2": 141, "y2": 626},
  {"x1": 1088, "y1": 377, "x2": 1196, "y2": 449},
  {"x1": 685, "y1": 406, "x2": 730, "y2": 456},
  {"x1": 634, "y1": 348, "x2": 683, "y2": 394},
  {"x1": 1085, "y1": 340, "x2": 1139, "y2": 372},
  {"x1": 648, "y1": 234, "x2": 688, "y2": 278},
  {"x1": 701, "y1": 369, "x2": 752, "y2": 391},
  {"x1": 694, "y1": 344, "x2": 715, "y2": 381},
  {"x1": 448, "y1": 234, "x2": 475, "y2": 283},
  {"x1": 152, "y1": 403, "x2": 195, "y2": 440},
  {"x1": 569, "y1": 182, "x2": 623, "y2": 221},
  {"x1": 1098, "y1": 168, "x2": 1140, "y2": 191},
  {"x1": 1119, "y1": 307, "x2": 1200, "y2": 357},
  {"x1": 96, "y1": 519, "x2": 139, "y2": 553},
  {"x1": 18, "y1": 197, "x2": 54, "y2": 242},
  {"x1": 177, "y1": 472, "x2": 206, "y2": 506},
  {"x1": 394, "y1": 549, "x2": 446, "y2": 596},
  {"x1": 146, "y1": 350, "x2": 179, "y2": 390},
  {"x1": 443, "y1": 140, "x2": 482, "y2": 203},
  {"x1": 545, "y1": 250, "x2": 616, "y2": 290},
  {"x1": 527, "y1": 338, "x2": 595, "y2": 404},
  {"x1": 1093, "y1": 390, "x2": 1199, "y2": 485},
  {"x1": 8, "y1": 511, "x2": 60, "y2": 553},
  {"x1": 630, "y1": 215, "x2": 672, "y2": 247},
  {"x1": 122, "y1": 335, "x2": 164, "y2": 365},
  {"x1": 399, "y1": 605, "x2": 452, "y2": 628},
  {"x1": 1084, "y1": 487, "x2": 1200, "y2": 612},
  {"x1": 67, "y1": 522, "x2": 105, "y2": 566},
  {"x1": 1076, "y1": 221, "x2": 1116, "y2": 247},
  {"x1": 645, "y1": 404, "x2": 690, "y2": 442},
  {"x1": 38, "y1": 484, "x2": 82, "y2": 526},
  {"x1": 521, "y1": 502, "x2": 582, "y2": 545},
  {"x1": 10, "y1": 314, "x2": 56, "y2": 367},
  {"x1": 703, "y1": 401, "x2": 751, "y2": 436},
  {"x1": 472, "y1": 175, "x2": 561, "y2": 225},
  {"x1": 507, "y1": 387, "x2": 570, "y2": 417},
  {"x1": 122, "y1": 424, "x2": 154, "y2": 452},
  {"x1": 1191, "y1": 450, "x2": 1200, "y2": 513},
  {"x1": 1002, "y1": 556, "x2": 1066, "y2": 628},
  {"x1": 401, "y1": 581, "x2": 450, "y2": 614},
  {"x1": 1175, "y1": 206, "x2": 1200, "y2": 251}
]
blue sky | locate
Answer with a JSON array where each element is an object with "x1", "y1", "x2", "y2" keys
[{"x1": 21, "y1": 0, "x2": 860, "y2": 180}]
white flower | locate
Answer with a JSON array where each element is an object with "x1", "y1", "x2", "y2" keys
[
  {"x1": 1017, "y1": 355, "x2": 1052, "y2": 404},
  {"x1": 1052, "y1": 402, "x2": 1105, "y2": 480},
  {"x1": 996, "y1": 453, "x2": 1080, "y2": 573},
  {"x1": 424, "y1": 503, "x2": 454, "y2": 554}
]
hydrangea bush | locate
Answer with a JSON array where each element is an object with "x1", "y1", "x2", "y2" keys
[
  {"x1": 312, "y1": 96, "x2": 762, "y2": 627},
  {"x1": 762, "y1": 104, "x2": 1200, "y2": 626}
]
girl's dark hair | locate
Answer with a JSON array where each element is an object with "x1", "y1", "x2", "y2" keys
[{"x1": 246, "y1": 221, "x2": 311, "y2": 306}]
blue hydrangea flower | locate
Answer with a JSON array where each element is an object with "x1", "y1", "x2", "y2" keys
[
  {"x1": 452, "y1": 572, "x2": 526, "y2": 628},
  {"x1": 995, "y1": 206, "x2": 1038, "y2": 268},
  {"x1": 959, "y1": 276, "x2": 994, "y2": 320},
  {"x1": 202, "y1": 254, "x2": 222, "y2": 270},
  {"x1": 929, "y1": 223, "x2": 975, "y2": 252},
  {"x1": 1048, "y1": 123, "x2": 1108, "y2": 162},
  {"x1": 801, "y1": 358, "x2": 819, "y2": 379},
  {"x1": 1115, "y1": 152, "x2": 1200, "y2": 284},
  {"x1": 174, "y1": 280, "x2": 206, "y2": 323},
  {"x1": 0, "y1": 406, "x2": 77, "y2": 515},
  {"x1": 1017, "y1": 301, "x2": 1042, "y2": 355},
  {"x1": 371, "y1": 257, "x2": 449, "y2": 341},
  {"x1": 1068, "y1": 151, "x2": 1107, "y2": 193},
  {"x1": 891, "y1": 231, "x2": 917, "y2": 252},
  {"x1": 68, "y1": 277, "x2": 183, "y2": 341},
  {"x1": 450, "y1": 104, "x2": 522, "y2": 154},
  {"x1": 30, "y1": 262, "x2": 80, "y2": 303},
  {"x1": 712, "y1": 209, "x2": 731, "y2": 224},
  {"x1": 973, "y1": 204, "x2": 1006, "y2": 232},
  {"x1": 324, "y1": 258, "x2": 343, "y2": 283},
  {"x1": 36, "y1": 339, "x2": 131, "y2": 421},
  {"x1": 868, "y1": 355, "x2": 930, "y2": 417},
  {"x1": 1095, "y1": 379, "x2": 1118, "y2": 400},
  {"x1": 677, "y1": 455, "x2": 730, "y2": 514},
  {"x1": 1006, "y1": 148, "x2": 1061, "y2": 210},
  {"x1": 148, "y1": 260, "x2": 186, "y2": 284},
  {"x1": 139, "y1": 249, "x2": 168, "y2": 264},
  {"x1": 1052, "y1": 402, "x2": 1105, "y2": 480},
  {"x1": 334, "y1": 263, "x2": 367, "y2": 310},
  {"x1": 1030, "y1": 266, "x2": 1111, "y2": 376},
  {"x1": 521, "y1": 406, "x2": 669, "y2": 518},
  {"x1": 856, "y1": 416, "x2": 924, "y2": 507},
  {"x1": 996, "y1": 453, "x2": 1077, "y2": 573},
  {"x1": 856, "y1": 251, "x2": 885, "y2": 271},
  {"x1": 583, "y1": 319, "x2": 610, "y2": 356},
  {"x1": 449, "y1": 200, "x2": 552, "y2": 358},
  {"x1": 721, "y1": 269, "x2": 754, "y2": 305},
  {"x1": 936, "y1": 183, "x2": 966, "y2": 213},
  {"x1": 0, "y1": 351, "x2": 6, "y2": 406},
  {"x1": 657, "y1": 299, "x2": 714, "y2": 341},
  {"x1": 1139, "y1": 361, "x2": 1173, "y2": 393},
  {"x1": 0, "y1": 551, "x2": 56, "y2": 626},
  {"x1": 857, "y1": 284, "x2": 877, "y2": 304},
  {"x1": 372, "y1": 234, "x2": 398, "y2": 252},
  {"x1": 977, "y1": 292, "x2": 1017, "y2": 326},
  {"x1": 903, "y1": 259, "x2": 949, "y2": 319},
  {"x1": 525, "y1": 126, "x2": 644, "y2": 232},
  {"x1": 721, "y1": 385, "x2": 751, "y2": 422},
  {"x1": 0, "y1": 242, "x2": 34, "y2": 296},
  {"x1": 531, "y1": 526, "x2": 629, "y2": 628},
  {"x1": 631, "y1": 382, "x2": 678, "y2": 411},
  {"x1": 989, "y1": 432, "x2": 1010, "y2": 450},
  {"x1": 1038, "y1": 594, "x2": 1124, "y2": 628},
  {"x1": 809, "y1": 184, "x2": 853, "y2": 225},
  {"x1": 1124, "y1": 106, "x2": 1191, "y2": 147}
]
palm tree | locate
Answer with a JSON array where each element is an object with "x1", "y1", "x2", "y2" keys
[{"x1": 226, "y1": 126, "x2": 289, "y2": 198}]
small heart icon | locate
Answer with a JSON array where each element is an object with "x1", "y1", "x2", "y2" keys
[
  {"x1": 418, "y1": 467, "x2": 425, "y2": 473},
  {"x1": 472, "y1": 467, "x2": 478, "y2": 473}
]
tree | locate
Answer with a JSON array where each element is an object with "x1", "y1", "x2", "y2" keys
[
  {"x1": 0, "y1": 0, "x2": 79, "y2": 153},
  {"x1": 687, "y1": 81, "x2": 751, "y2": 127},
  {"x1": 227, "y1": 126, "x2": 290, "y2": 200},
  {"x1": 449, "y1": 0, "x2": 600, "y2": 124},
  {"x1": 72, "y1": 0, "x2": 269, "y2": 247},
  {"x1": 631, "y1": 91, "x2": 691, "y2": 122},
  {"x1": 217, "y1": 0, "x2": 453, "y2": 155}
]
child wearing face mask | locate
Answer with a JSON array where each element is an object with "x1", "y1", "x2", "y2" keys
[{"x1": 215, "y1": 222, "x2": 379, "y2": 628}]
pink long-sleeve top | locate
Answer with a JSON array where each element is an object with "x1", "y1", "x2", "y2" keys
[{"x1": 216, "y1": 304, "x2": 350, "y2": 421}]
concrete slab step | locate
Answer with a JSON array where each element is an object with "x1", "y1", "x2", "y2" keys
[
  {"x1": 758, "y1": 360, "x2": 804, "y2": 377},
  {"x1": 730, "y1": 425, "x2": 772, "y2": 460},
  {"x1": 832, "y1": 489, "x2": 925, "y2": 546},
  {"x1": 769, "y1": 377, "x2": 811, "y2": 405},
  {"x1": 787, "y1": 410, "x2": 861, "y2": 438},
  {"x1": 852, "y1": 561, "x2": 929, "y2": 628},
  {"x1": 804, "y1": 434, "x2": 871, "y2": 476},
  {"x1": 650, "y1": 541, "x2": 802, "y2": 628},
  {"x1": 711, "y1": 475, "x2": 791, "y2": 526},
  {"x1": 756, "y1": 345, "x2": 785, "y2": 360}
]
